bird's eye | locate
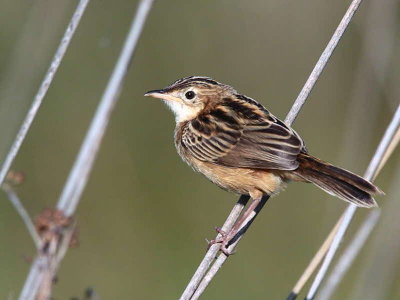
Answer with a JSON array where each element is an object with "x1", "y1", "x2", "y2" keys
[{"x1": 185, "y1": 91, "x2": 196, "y2": 100}]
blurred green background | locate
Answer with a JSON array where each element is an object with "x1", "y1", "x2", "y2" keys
[{"x1": 0, "y1": 0, "x2": 399, "y2": 299}]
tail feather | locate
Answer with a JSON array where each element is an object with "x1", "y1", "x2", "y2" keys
[{"x1": 295, "y1": 153, "x2": 383, "y2": 208}]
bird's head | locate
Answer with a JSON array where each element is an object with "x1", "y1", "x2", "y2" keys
[{"x1": 145, "y1": 76, "x2": 236, "y2": 122}]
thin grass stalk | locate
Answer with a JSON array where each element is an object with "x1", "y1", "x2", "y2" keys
[
  {"x1": 287, "y1": 216, "x2": 343, "y2": 300},
  {"x1": 377, "y1": 128, "x2": 400, "y2": 174},
  {"x1": 287, "y1": 0, "x2": 398, "y2": 295},
  {"x1": 288, "y1": 109, "x2": 400, "y2": 300},
  {"x1": 285, "y1": 0, "x2": 363, "y2": 125},
  {"x1": 179, "y1": 0, "x2": 365, "y2": 298},
  {"x1": 191, "y1": 196, "x2": 269, "y2": 300},
  {"x1": 317, "y1": 210, "x2": 380, "y2": 299},
  {"x1": 179, "y1": 195, "x2": 249, "y2": 300},
  {"x1": 36, "y1": 222, "x2": 77, "y2": 299},
  {"x1": 0, "y1": 0, "x2": 90, "y2": 187},
  {"x1": 306, "y1": 104, "x2": 400, "y2": 300},
  {"x1": 316, "y1": 121, "x2": 400, "y2": 299},
  {"x1": 191, "y1": 251, "x2": 230, "y2": 300},
  {"x1": 18, "y1": 1, "x2": 155, "y2": 299},
  {"x1": 57, "y1": 0, "x2": 154, "y2": 216},
  {"x1": 2, "y1": 184, "x2": 41, "y2": 249},
  {"x1": 350, "y1": 163, "x2": 400, "y2": 299}
]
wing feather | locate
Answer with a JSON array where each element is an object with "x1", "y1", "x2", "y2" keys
[{"x1": 180, "y1": 97, "x2": 304, "y2": 170}]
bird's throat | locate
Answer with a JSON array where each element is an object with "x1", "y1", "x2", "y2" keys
[{"x1": 163, "y1": 100, "x2": 200, "y2": 123}]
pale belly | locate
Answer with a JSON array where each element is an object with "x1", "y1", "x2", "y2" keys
[{"x1": 189, "y1": 159, "x2": 285, "y2": 196}]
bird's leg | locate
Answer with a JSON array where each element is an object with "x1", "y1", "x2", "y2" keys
[
  {"x1": 207, "y1": 195, "x2": 250, "y2": 249},
  {"x1": 218, "y1": 192, "x2": 270, "y2": 255},
  {"x1": 206, "y1": 227, "x2": 227, "y2": 249}
]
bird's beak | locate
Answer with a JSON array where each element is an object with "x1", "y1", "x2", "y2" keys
[{"x1": 144, "y1": 89, "x2": 183, "y2": 103}]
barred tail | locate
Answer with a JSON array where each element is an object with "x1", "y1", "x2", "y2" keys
[{"x1": 294, "y1": 153, "x2": 383, "y2": 208}]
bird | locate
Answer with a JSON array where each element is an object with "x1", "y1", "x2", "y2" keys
[{"x1": 145, "y1": 76, "x2": 382, "y2": 253}]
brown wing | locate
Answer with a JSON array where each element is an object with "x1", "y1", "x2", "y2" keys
[
  {"x1": 180, "y1": 109, "x2": 242, "y2": 162},
  {"x1": 180, "y1": 97, "x2": 305, "y2": 170},
  {"x1": 217, "y1": 114, "x2": 304, "y2": 170}
]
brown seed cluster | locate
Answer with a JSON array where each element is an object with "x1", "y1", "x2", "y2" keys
[
  {"x1": 5, "y1": 170, "x2": 25, "y2": 186},
  {"x1": 35, "y1": 208, "x2": 78, "y2": 251}
]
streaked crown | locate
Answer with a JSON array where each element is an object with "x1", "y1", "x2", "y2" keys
[{"x1": 145, "y1": 76, "x2": 237, "y2": 122}]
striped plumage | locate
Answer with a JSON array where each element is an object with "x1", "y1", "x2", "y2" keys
[{"x1": 146, "y1": 76, "x2": 382, "y2": 207}]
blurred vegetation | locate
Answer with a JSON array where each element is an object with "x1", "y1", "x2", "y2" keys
[{"x1": 0, "y1": 0, "x2": 398, "y2": 299}]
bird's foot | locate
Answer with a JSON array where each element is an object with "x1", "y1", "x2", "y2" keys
[
  {"x1": 206, "y1": 227, "x2": 225, "y2": 249},
  {"x1": 205, "y1": 227, "x2": 236, "y2": 256},
  {"x1": 214, "y1": 226, "x2": 227, "y2": 236}
]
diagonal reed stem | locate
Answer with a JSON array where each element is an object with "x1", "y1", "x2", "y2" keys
[
  {"x1": 288, "y1": 216, "x2": 343, "y2": 299},
  {"x1": 179, "y1": 195, "x2": 249, "y2": 300},
  {"x1": 0, "y1": 0, "x2": 90, "y2": 188},
  {"x1": 180, "y1": 0, "x2": 365, "y2": 298},
  {"x1": 191, "y1": 196, "x2": 269, "y2": 300},
  {"x1": 288, "y1": 107, "x2": 400, "y2": 300},
  {"x1": 284, "y1": 0, "x2": 363, "y2": 126},
  {"x1": 287, "y1": 0, "x2": 399, "y2": 296},
  {"x1": 18, "y1": 1, "x2": 155, "y2": 299},
  {"x1": 2, "y1": 184, "x2": 42, "y2": 250},
  {"x1": 350, "y1": 161, "x2": 400, "y2": 299},
  {"x1": 56, "y1": 0, "x2": 154, "y2": 216},
  {"x1": 305, "y1": 104, "x2": 400, "y2": 300},
  {"x1": 317, "y1": 210, "x2": 380, "y2": 299}
]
